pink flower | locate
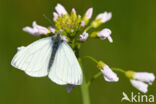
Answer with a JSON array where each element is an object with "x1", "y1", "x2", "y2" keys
[
  {"x1": 23, "y1": 21, "x2": 49, "y2": 36},
  {"x1": 101, "y1": 65, "x2": 119, "y2": 82},
  {"x1": 98, "y1": 28, "x2": 113, "y2": 43},
  {"x1": 96, "y1": 12, "x2": 112, "y2": 23}
]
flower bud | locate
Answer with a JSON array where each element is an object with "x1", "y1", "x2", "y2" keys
[
  {"x1": 55, "y1": 4, "x2": 67, "y2": 16},
  {"x1": 84, "y1": 8, "x2": 93, "y2": 20}
]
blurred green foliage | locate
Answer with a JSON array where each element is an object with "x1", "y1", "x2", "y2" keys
[{"x1": 0, "y1": 0, "x2": 156, "y2": 104}]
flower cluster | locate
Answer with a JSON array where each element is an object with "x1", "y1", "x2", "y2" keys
[
  {"x1": 94, "y1": 59, "x2": 155, "y2": 93},
  {"x1": 23, "y1": 3, "x2": 113, "y2": 43}
]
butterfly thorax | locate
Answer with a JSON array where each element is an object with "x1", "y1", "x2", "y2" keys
[{"x1": 48, "y1": 33, "x2": 63, "y2": 70}]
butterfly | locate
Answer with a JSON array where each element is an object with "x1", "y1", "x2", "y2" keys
[{"x1": 11, "y1": 31, "x2": 83, "y2": 85}]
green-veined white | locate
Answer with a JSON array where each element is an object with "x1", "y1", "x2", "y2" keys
[{"x1": 11, "y1": 32, "x2": 83, "y2": 85}]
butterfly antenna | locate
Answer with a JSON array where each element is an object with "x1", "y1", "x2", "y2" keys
[{"x1": 43, "y1": 14, "x2": 54, "y2": 26}]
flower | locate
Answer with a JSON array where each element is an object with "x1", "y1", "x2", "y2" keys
[
  {"x1": 133, "y1": 72, "x2": 155, "y2": 85},
  {"x1": 84, "y1": 8, "x2": 93, "y2": 20},
  {"x1": 97, "y1": 28, "x2": 113, "y2": 43},
  {"x1": 66, "y1": 84, "x2": 76, "y2": 93},
  {"x1": 55, "y1": 4, "x2": 67, "y2": 16},
  {"x1": 97, "y1": 61, "x2": 119, "y2": 82},
  {"x1": 17, "y1": 46, "x2": 25, "y2": 51},
  {"x1": 130, "y1": 80, "x2": 148, "y2": 93},
  {"x1": 96, "y1": 12, "x2": 112, "y2": 23},
  {"x1": 92, "y1": 12, "x2": 112, "y2": 28},
  {"x1": 125, "y1": 71, "x2": 155, "y2": 93},
  {"x1": 23, "y1": 21, "x2": 49, "y2": 36},
  {"x1": 80, "y1": 32, "x2": 89, "y2": 42},
  {"x1": 53, "y1": 12, "x2": 58, "y2": 21}
]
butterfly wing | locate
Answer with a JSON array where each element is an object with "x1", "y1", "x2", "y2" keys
[
  {"x1": 48, "y1": 41, "x2": 83, "y2": 85},
  {"x1": 11, "y1": 37, "x2": 52, "y2": 77}
]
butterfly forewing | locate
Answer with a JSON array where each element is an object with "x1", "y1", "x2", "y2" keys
[{"x1": 11, "y1": 37, "x2": 52, "y2": 77}]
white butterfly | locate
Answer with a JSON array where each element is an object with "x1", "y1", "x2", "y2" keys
[{"x1": 11, "y1": 32, "x2": 83, "y2": 85}]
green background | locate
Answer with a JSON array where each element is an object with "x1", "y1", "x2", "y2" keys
[{"x1": 0, "y1": 0, "x2": 156, "y2": 104}]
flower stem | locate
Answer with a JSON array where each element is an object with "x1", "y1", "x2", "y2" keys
[
  {"x1": 85, "y1": 56, "x2": 98, "y2": 64},
  {"x1": 81, "y1": 73, "x2": 91, "y2": 104},
  {"x1": 78, "y1": 58, "x2": 91, "y2": 104},
  {"x1": 111, "y1": 67, "x2": 125, "y2": 73},
  {"x1": 85, "y1": 25, "x2": 92, "y2": 32},
  {"x1": 87, "y1": 72, "x2": 102, "y2": 87}
]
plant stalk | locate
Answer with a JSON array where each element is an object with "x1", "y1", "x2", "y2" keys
[
  {"x1": 78, "y1": 58, "x2": 91, "y2": 104},
  {"x1": 80, "y1": 73, "x2": 91, "y2": 104}
]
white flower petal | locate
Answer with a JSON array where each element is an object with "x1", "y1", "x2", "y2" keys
[
  {"x1": 23, "y1": 21, "x2": 49, "y2": 36},
  {"x1": 55, "y1": 4, "x2": 67, "y2": 15},
  {"x1": 101, "y1": 65, "x2": 119, "y2": 82},
  {"x1": 23, "y1": 27, "x2": 36, "y2": 35},
  {"x1": 53, "y1": 12, "x2": 58, "y2": 21},
  {"x1": 33, "y1": 21, "x2": 49, "y2": 35},
  {"x1": 130, "y1": 80, "x2": 148, "y2": 93},
  {"x1": 107, "y1": 36, "x2": 113, "y2": 43},
  {"x1": 134, "y1": 72, "x2": 155, "y2": 85},
  {"x1": 50, "y1": 27, "x2": 55, "y2": 34}
]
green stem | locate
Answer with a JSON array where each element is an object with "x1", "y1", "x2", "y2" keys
[
  {"x1": 85, "y1": 56, "x2": 98, "y2": 64},
  {"x1": 111, "y1": 67, "x2": 125, "y2": 73},
  {"x1": 87, "y1": 72, "x2": 102, "y2": 87},
  {"x1": 85, "y1": 25, "x2": 92, "y2": 32},
  {"x1": 78, "y1": 58, "x2": 90, "y2": 104},
  {"x1": 81, "y1": 73, "x2": 91, "y2": 104}
]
